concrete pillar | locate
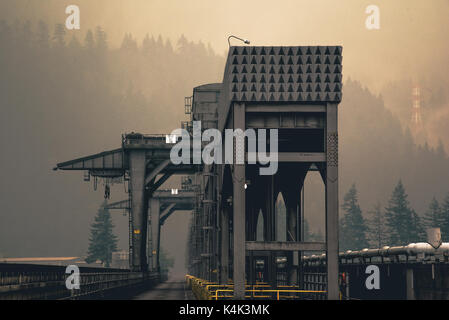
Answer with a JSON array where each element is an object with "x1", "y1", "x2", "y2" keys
[
  {"x1": 129, "y1": 150, "x2": 147, "y2": 272},
  {"x1": 325, "y1": 103, "x2": 339, "y2": 300},
  {"x1": 233, "y1": 103, "x2": 246, "y2": 299},
  {"x1": 149, "y1": 197, "x2": 161, "y2": 273}
]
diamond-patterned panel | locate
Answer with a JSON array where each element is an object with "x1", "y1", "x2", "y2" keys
[{"x1": 226, "y1": 46, "x2": 342, "y2": 103}]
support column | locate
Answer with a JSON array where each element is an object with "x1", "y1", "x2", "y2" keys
[
  {"x1": 406, "y1": 268, "x2": 415, "y2": 300},
  {"x1": 233, "y1": 103, "x2": 246, "y2": 299},
  {"x1": 326, "y1": 103, "x2": 339, "y2": 300},
  {"x1": 129, "y1": 150, "x2": 147, "y2": 272},
  {"x1": 287, "y1": 203, "x2": 298, "y2": 285},
  {"x1": 147, "y1": 212, "x2": 153, "y2": 271},
  {"x1": 220, "y1": 206, "x2": 229, "y2": 283},
  {"x1": 150, "y1": 197, "x2": 161, "y2": 273},
  {"x1": 283, "y1": 181, "x2": 300, "y2": 286}
]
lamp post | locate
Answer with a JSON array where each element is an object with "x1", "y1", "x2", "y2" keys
[{"x1": 228, "y1": 35, "x2": 250, "y2": 47}]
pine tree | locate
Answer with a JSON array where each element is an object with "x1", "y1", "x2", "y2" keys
[
  {"x1": 367, "y1": 202, "x2": 387, "y2": 248},
  {"x1": 410, "y1": 209, "x2": 426, "y2": 242},
  {"x1": 303, "y1": 219, "x2": 311, "y2": 241},
  {"x1": 84, "y1": 29, "x2": 95, "y2": 50},
  {"x1": 36, "y1": 20, "x2": 49, "y2": 48},
  {"x1": 68, "y1": 35, "x2": 81, "y2": 50},
  {"x1": 423, "y1": 197, "x2": 444, "y2": 230},
  {"x1": 311, "y1": 228, "x2": 324, "y2": 242},
  {"x1": 159, "y1": 247, "x2": 174, "y2": 273},
  {"x1": 340, "y1": 184, "x2": 369, "y2": 251},
  {"x1": 385, "y1": 180, "x2": 423, "y2": 245},
  {"x1": 52, "y1": 23, "x2": 66, "y2": 48},
  {"x1": 441, "y1": 194, "x2": 449, "y2": 242},
  {"x1": 142, "y1": 33, "x2": 154, "y2": 55},
  {"x1": 95, "y1": 26, "x2": 107, "y2": 52},
  {"x1": 86, "y1": 201, "x2": 118, "y2": 267}
]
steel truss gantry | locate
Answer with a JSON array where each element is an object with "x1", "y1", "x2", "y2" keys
[{"x1": 55, "y1": 45, "x2": 343, "y2": 300}]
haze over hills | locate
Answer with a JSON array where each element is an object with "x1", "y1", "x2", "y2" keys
[{"x1": 0, "y1": 19, "x2": 448, "y2": 275}]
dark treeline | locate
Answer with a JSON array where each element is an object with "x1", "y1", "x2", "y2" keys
[
  {"x1": 340, "y1": 181, "x2": 449, "y2": 251},
  {"x1": 0, "y1": 20, "x2": 224, "y2": 259},
  {"x1": 0, "y1": 20, "x2": 224, "y2": 139}
]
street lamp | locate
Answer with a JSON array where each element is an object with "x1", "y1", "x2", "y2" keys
[{"x1": 228, "y1": 35, "x2": 250, "y2": 47}]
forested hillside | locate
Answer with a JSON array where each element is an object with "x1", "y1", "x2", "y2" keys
[{"x1": 1, "y1": 20, "x2": 448, "y2": 259}]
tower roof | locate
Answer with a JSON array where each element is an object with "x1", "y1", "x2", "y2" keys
[
  {"x1": 218, "y1": 46, "x2": 343, "y2": 130},
  {"x1": 224, "y1": 46, "x2": 342, "y2": 104}
]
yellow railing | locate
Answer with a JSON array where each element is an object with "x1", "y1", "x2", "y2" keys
[
  {"x1": 185, "y1": 275, "x2": 327, "y2": 300},
  {"x1": 214, "y1": 289, "x2": 327, "y2": 300}
]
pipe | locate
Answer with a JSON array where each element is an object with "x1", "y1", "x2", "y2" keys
[{"x1": 302, "y1": 242, "x2": 449, "y2": 263}]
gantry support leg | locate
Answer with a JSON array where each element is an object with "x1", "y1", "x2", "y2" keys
[
  {"x1": 281, "y1": 165, "x2": 308, "y2": 286},
  {"x1": 233, "y1": 103, "x2": 246, "y2": 299},
  {"x1": 220, "y1": 206, "x2": 229, "y2": 283},
  {"x1": 326, "y1": 103, "x2": 339, "y2": 300},
  {"x1": 129, "y1": 151, "x2": 147, "y2": 272},
  {"x1": 150, "y1": 197, "x2": 161, "y2": 274},
  {"x1": 285, "y1": 191, "x2": 299, "y2": 286}
]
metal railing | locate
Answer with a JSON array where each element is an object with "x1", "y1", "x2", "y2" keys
[
  {"x1": 0, "y1": 263, "x2": 158, "y2": 300},
  {"x1": 185, "y1": 275, "x2": 326, "y2": 300}
]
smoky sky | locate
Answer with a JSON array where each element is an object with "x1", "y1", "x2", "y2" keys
[{"x1": 1, "y1": 0, "x2": 448, "y2": 90}]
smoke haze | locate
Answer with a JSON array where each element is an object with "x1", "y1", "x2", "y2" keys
[{"x1": 0, "y1": 1, "x2": 448, "y2": 275}]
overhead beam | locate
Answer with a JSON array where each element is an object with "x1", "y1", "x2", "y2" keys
[
  {"x1": 160, "y1": 203, "x2": 176, "y2": 221},
  {"x1": 160, "y1": 204, "x2": 176, "y2": 225},
  {"x1": 245, "y1": 241, "x2": 326, "y2": 251},
  {"x1": 54, "y1": 148, "x2": 124, "y2": 171},
  {"x1": 246, "y1": 152, "x2": 326, "y2": 163},
  {"x1": 245, "y1": 105, "x2": 326, "y2": 113},
  {"x1": 145, "y1": 159, "x2": 171, "y2": 187},
  {"x1": 148, "y1": 172, "x2": 172, "y2": 191},
  {"x1": 105, "y1": 199, "x2": 130, "y2": 210}
]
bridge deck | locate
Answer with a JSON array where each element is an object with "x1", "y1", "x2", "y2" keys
[{"x1": 134, "y1": 275, "x2": 195, "y2": 300}]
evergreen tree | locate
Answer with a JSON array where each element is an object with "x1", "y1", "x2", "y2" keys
[
  {"x1": 340, "y1": 184, "x2": 369, "y2": 251},
  {"x1": 423, "y1": 197, "x2": 444, "y2": 230},
  {"x1": 86, "y1": 201, "x2": 118, "y2": 267},
  {"x1": 68, "y1": 35, "x2": 81, "y2": 50},
  {"x1": 410, "y1": 209, "x2": 426, "y2": 242},
  {"x1": 385, "y1": 180, "x2": 422, "y2": 245},
  {"x1": 159, "y1": 247, "x2": 174, "y2": 274},
  {"x1": 36, "y1": 20, "x2": 49, "y2": 48},
  {"x1": 303, "y1": 218, "x2": 311, "y2": 241},
  {"x1": 310, "y1": 228, "x2": 324, "y2": 242},
  {"x1": 367, "y1": 202, "x2": 387, "y2": 248},
  {"x1": 52, "y1": 23, "x2": 66, "y2": 48},
  {"x1": 141, "y1": 33, "x2": 154, "y2": 55},
  {"x1": 84, "y1": 29, "x2": 95, "y2": 50},
  {"x1": 441, "y1": 194, "x2": 449, "y2": 241},
  {"x1": 121, "y1": 33, "x2": 137, "y2": 51},
  {"x1": 177, "y1": 34, "x2": 189, "y2": 54},
  {"x1": 303, "y1": 218, "x2": 324, "y2": 242},
  {"x1": 95, "y1": 26, "x2": 107, "y2": 52}
]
